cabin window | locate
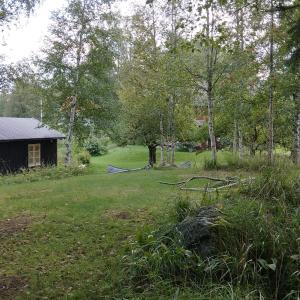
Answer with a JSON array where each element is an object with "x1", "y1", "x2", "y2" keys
[{"x1": 28, "y1": 144, "x2": 41, "y2": 167}]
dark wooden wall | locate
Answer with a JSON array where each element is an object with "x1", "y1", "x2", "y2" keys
[{"x1": 0, "y1": 139, "x2": 58, "y2": 174}]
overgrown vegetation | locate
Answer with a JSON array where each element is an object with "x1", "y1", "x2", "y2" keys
[
  {"x1": 124, "y1": 165, "x2": 300, "y2": 299},
  {"x1": 77, "y1": 150, "x2": 91, "y2": 165},
  {"x1": 84, "y1": 136, "x2": 109, "y2": 156},
  {"x1": 0, "y1": 164, "x2": 87, "y2": 185}
]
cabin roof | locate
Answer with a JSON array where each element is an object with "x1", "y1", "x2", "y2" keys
[{"x1": 0, "y1": 117, "x2": 65, "y2": 142}]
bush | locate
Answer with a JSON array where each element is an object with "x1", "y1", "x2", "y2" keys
[
  {"x1": 77, "y1": 151, "x2": 91, "y2": 165},
  {"x1": 84, "y1": 137, "x2": 108, "y2": 156}
]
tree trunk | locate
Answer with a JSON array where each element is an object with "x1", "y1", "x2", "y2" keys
[
  {"x1": 294, "y1": 90, "x2": 300, "y2": 165},
  {"x1": 205, "y1": 5, "x2": 217, "y2": 164},
  {"x1": 171, "y1": 142, "x2": 175, "y2": 165},
  {"x1": 65, "y1": 96, "x2": 77, "y2": 165},
  {"x1": 64, "y1": 2, "x2": 86, "y2": 165},
  {"x1": 238, "y1": 126, "x2": 243, "y2": 159},
  {"x1": 268, "y1": 0, "x2": 274, "y2": 165},
  {"x1": 250, "y1": 145, "x2": 256, "y2": 157},
  {"x1": 160, "y1": 114, "x2": 165, "y2": 166},
  {"x1": 236, "y1": 4, "x2": 244, "y2": 160},
  {"x1": 148, "y1": 144, "x2": 157, "y2": 167},
  {"x1": 167, "y1": 95, "x2": 176, "y2": 165},
  {"x1": 207, "y1": 87, "x2": 217, "y2": 163},
  {"x1": 294, "y1": 113, "x2": 300, "y2": 165},
  {"x1": 233, "y1": 119, "x2": 238, "y2": 153}
]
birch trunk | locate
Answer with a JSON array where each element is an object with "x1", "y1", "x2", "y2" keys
[
  {"x1": 65, "y1": 96, "x2": 77, "y2": 165},
  {"x1": 207, "y1": 87, "x2": 217, "y2": 163},
  {"x1": 294, "y1": 90, "x2": 300, "y2": 165},
  {"x1": 160, "y1": 114, "x2": 165, "y2": 166},
  {"x1": 268, "y1": 0, "x2": 274, "y2": 165},
  {"x1": 233, "y1": 119, "x2": 238, "y2": 153},
  {"x1": 206, "y1": 5, "x2": 217, "y2": 164},
  {"x1": 236, "y1": 5, "x2": 244, "y2": 159},
  {"x1": 238, "y1": 126, "x2": 243, "y2": 159},
  {"x1": 64, "y1": 1, "x2": 86, "y2": 165},
  {"x1": 295, "y1": 112, "x2": 300, "y2": 165}
]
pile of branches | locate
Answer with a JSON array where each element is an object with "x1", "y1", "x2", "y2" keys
[{"x1": 159, "y1": 176, "x2": 254, "y2": 192}]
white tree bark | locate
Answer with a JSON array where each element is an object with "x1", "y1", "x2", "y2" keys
[
  {"x1": 294, "y1": 88, "x2": 300, "y2": 165},
  {"x1": 65, "y1": 96, "x2": 77, "y2": 165},
  {"x1": 160, "y1": 113, "x2": 166, "y2": 166},
  {"x1": 295, "y1": 113, "x2": 300, "y2": 165},
  {"x1": 206, "y1": 5, "x2": 217, "y2": 164},
  {"x1": 233, "y1": 119, "x2": 238, "y2": 153},
  {"x1": 268, "y1": 0, "x2": 275, "y2": 165},
  {"x1": 238, "y1": 126, "x2": 243, "y2": 159},
  {"x1": 64, "y1": 1, "x2": 86, "y2": 165}
]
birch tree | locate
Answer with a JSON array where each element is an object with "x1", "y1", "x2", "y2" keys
[
  {"x1": 39, "y1": 0, "x2": 116, "y2": 164},
  {"x1": 184, "y1": 0, "x2": 229, "y2": 165}
]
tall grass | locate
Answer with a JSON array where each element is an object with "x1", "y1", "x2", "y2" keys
[
  {"x1": 124, "y1": 167, "x2": 300, "y2": 299},
  {"x1": 0, "y1": 164, "x2": 88, "y2": 185},
  {"x1": 204, "y1": 152, "x2": 297, "y2": 172}
]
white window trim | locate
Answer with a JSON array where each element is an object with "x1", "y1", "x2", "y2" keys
[{"x1": 28, "y1": 144, "x2": 41, "y2": 167}]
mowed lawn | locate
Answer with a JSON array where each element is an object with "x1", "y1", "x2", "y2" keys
[{"x1": 0, "y1": 146, "x2": 243, "y2": 299}]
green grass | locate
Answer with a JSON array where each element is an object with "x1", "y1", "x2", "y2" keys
[{"x1": 0, "y1": 146, "x2": 297, "y2": 299}]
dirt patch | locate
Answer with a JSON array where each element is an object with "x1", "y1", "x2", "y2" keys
[
  {"x1": 0, "y1": 215, "x2": 31, "y2": 239},
  {"x1": 0, "y1": 275, "x2": 27, "y2": 299},
  {"x1": 103, "y1": 210, "x2": 132, "y2": 220},
  {"x1": 102, "y1": 208, "x2": 150, "y2": 222}
]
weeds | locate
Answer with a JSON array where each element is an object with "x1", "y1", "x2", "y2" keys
[
  {"x1": 124, "y1": 168, "x2": 300, "y2": 299},
  {"x1": 241, "y1": 165, "x2": 300, "y2": 205},
  {"x1": 0, "y1": 164, "x2": 88, "y2": 185}
]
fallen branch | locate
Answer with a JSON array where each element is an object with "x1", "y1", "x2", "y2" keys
[
  {"x1": 180, "y1": 181, "x2": 239, "y2": 192},
  {"x1": 159, "y1": 176, "x2": 255, "y2": 192},
  {"x1": 159, "y1": 176, "x2": 234, "y2": 186}
]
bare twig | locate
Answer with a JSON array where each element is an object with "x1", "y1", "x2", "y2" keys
[
  {"x1": 159, "y1": 175, "x2": 234, "y2": 187},
  {"x1": 159, "y1": 176, "x2": 255, "y2": 192}
]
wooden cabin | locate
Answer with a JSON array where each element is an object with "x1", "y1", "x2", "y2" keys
[{"x1": 0, "y1": 118, "x2": 65, "y2": 174}]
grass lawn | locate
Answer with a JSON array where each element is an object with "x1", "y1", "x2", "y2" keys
[{"x1": 0, "y1": 146, "x2": 256, "y2": 299}]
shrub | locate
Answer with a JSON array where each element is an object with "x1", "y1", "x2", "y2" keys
[
  {"x1": 84, "y1": 138, "x2": 100, "y2": 156},
  {"x1": 77, "y1": 151, "x2": 91, "y2": 165},
  {"x1": 84, "y1": 137, "x2": 108, "y2": 156}
]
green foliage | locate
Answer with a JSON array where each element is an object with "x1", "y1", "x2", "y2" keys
[
  {"x1": 0, "y1": 0, "x2": 40, "y2": 25},
  {"x1": 176, "y1": 141, "x2": 196, "y2": 152},
  {"x1": 84, "y1": 137, "x2": 108, "y2": 156},
  {"x1": 39, "y1": 0, "x2": 118, "y2": 141},
  {"x1": 203, "y1": 158, "x2": 220, "y2": 170},
  {"x1": 171, "y1": 194, "x2": 194, "y2": 222},
  {"x1": 241, "y1": 165, "x2": 300, "y2": 205},
  {"x1": 124, "y1": 169, "x2": 300, "y2": 299},
  {"x1": 77, "y1": 151, "x2": 91, "y2": 165}
]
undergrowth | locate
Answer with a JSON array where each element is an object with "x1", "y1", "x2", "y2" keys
[
  {"x1": 123, "y1": 166, "x2": 300, "y2": 299},
  {"x1": 0, "y1": 164, "x2": 88, "y2": 185},
  {"x1": 204, "y1": 152, "x2": 297, "y2": 172}
]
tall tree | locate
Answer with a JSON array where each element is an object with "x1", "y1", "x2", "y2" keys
[
  {"x1": 183, "y1": 0, "x2": 230, "y2": 164},
  {"x1": 268, "y1": 0, "x2": 275, "y2": 164},
  {"x1": 39, "y1": 0, "x2": 117, "y2": 164},
  {"x1": 0, "y1": 0, "x2": 40, "y2": 25}
]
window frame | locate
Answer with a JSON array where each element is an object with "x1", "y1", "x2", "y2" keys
[{"x1": 28, "y1": 143, "x2": 41, "y2": 168}]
